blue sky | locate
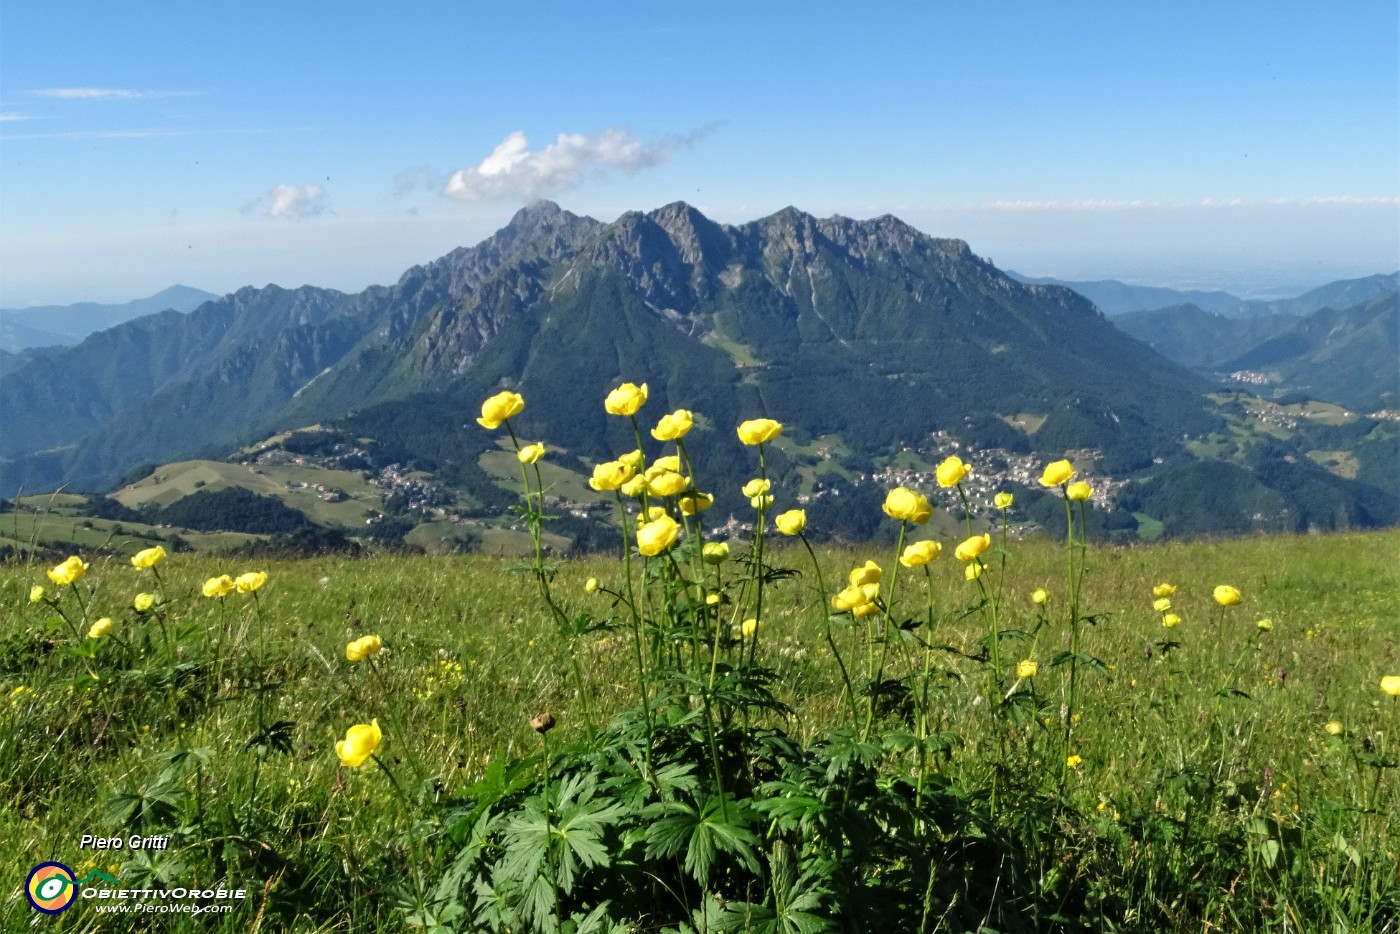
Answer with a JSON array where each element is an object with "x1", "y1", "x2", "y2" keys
[{"x1": 1, "y1": 1, "x2": 1396, "y2": 307}]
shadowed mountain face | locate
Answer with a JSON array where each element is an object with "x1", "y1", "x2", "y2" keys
[
  {"x1": 0, "y1": 200, "x2": 1235, "y2": 500},
  {"x1": 0, "y1": 285, "x2": 221, "y2": 352}
]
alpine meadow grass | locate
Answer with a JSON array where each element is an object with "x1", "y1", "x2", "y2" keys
[{"x1": 2, "y1": 383, "x2": 1398, "y2": 932}]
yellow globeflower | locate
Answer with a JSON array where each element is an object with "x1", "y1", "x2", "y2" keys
[
  {"x1": 1066, "y1": 481, "x2": 1094, "y2": 502},
  {"x1": 736, "y1": 418, "x2": 782, "y2": 445},
  {"x1": 1162, "y1": 613, "x2": 1182, "y2": 628},
  {"x1": 651, "y1": 409, "x2": 694, "y2": 441},
  {"x1": 477, "y1": 391, "x2": 524, "y2": 429},
  {"x1": 882, "y1": 487, "x2": 932, "y2": 525},
  {"x1": 604, "y1": 382, "x2": 648, "y2": 416},
  {"x1": 517, "y1": 442, "x2": 545, "y2": 465},
  {"x1": 648, "y1": 455, "x2": 681, "y2": 475},
  {"x1": 618, "y1": 449, "x2": 645, "y2": 470},
  {"x1": 935, "y1": 456, "x2": 970, "y2": 488},
  {"x1": 1152, "y1": 583, "x2": 1176, "y2": 598},
  {"x1": 1066, "y1": 755, "x2": 1084, "y2": 769},
  {"x1": 1380, "y1": 675, "x2": 1400, "y2": 697},
  {"x1": 346, "y1": 634, "x2": 384, "y2": 662},
  {"x1": 1016, "y1": 659, "x2": 1039, "y2": 679},
  {"x1": 954, "y1": 533, "x2": 991, "y2": 563},
  {"x1": 1325, "y1": 720, "x2": 1344, "y2": 736},
  {"x1": 235, "y1": 571, "x2": 268, "y2": 593},
  {"x1": 1256, "y1": 618, "x2": 1273, "y2": 632},
  {"x1": 899, "y1": 540, "x2": 942, "y2": 567},
  {"x1": 335, "y1": 719, "x2": 382, "y2": 768},
  {"x1": 1039, "y1": 460, "x2": 1075, "y2": 487},
  {"x1": 48, "y1": 555, "x2": 89, "y2": 586},
  {"x1": 202, "y1": 575, "x2": 236, "y2": 598},
  {"x1": 1153, "y1": 598, "x2": 1172, "y2": 613},
  {"x1": 964, "y1": 563, "x2": 984, "y2": 581},
  {"x1": 702, "y1": 541, "x2": 730, "y2": 564},
  {"x1": 131, "y1": 545, "x2": 167, "y2": 569},
  {"x1": 88, "y1": 618, "x2": 114, "y2": 640},
  {"x1": 994, "y1": 492, "x2": 1014, "y2": 510},
  {"x1": 647, "y1": 471, "x2": 689, "y2": 498},
  {"x1": 29, "y1": 585, "x2": 46, "y2": 604},
  {"x1": 584, "y1": 578, "x2": 599, "y2": 594},
  {"x1": 1031, "y1": 587, "x2": 1049, "y2": 605},
  {"x1": 741, "y1": 478, "x2": 771, "y2": 499},
  {"x1": 636, "y1": 515, "x2": 682, "y2": 556},
  {"x1": 588, "y1": 460, "x2": 633, "y2": 492},
  {"x1": 832, "y1": 582, "x2": 880, "y2": 614},
  {"x1": 133, "y1": 592, "x2": 156, "y2": 613},
  {"x1": 620, "y1": 475, "x2": 649, "y2": 498},
  {"x1": 635, "y1": 506, "x2": 668, "y2": 526},
  {"x1": 678, "y1": 491, "x2": 714, "y2": 515},
  {"x1": 1213, "y1": 585, "x2": 1241, "y2": 607},
  {"x1": 848, "y1": 560, "x2": 882, "y2": 587},
  {"x1": 775, "y1": 509, "x2": 807, "y2": 536},
  {"x1": 740, "y1": 618, "x2": 759, "y2": 638}
]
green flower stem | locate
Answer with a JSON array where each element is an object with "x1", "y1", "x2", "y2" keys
[
  {"x1": 862, "y1": 522, "x2": 908, "y2": 742},
  {"x1": 613, "y1": 490, "x2": 655, "y2": 778},
  {"x1": 798, "y1": 532, "x2": 858, "y2": 726}
]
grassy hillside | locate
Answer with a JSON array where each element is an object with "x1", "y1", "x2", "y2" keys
[{"x1": 3, "y1": 519, "x2": 1397, "y2": 930}]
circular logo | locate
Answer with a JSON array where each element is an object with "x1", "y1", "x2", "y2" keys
[{"x1": 26, "y1": 862, "x2": 77, "y2": 914}]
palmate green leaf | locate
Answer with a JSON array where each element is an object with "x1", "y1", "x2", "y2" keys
[
  {"x1": 753, "y1": 779, "x2": 828, "y2": 834},
  {"x1": 643, "y1": 794, "x2": 760, "y2": 887},
  {"x1": 818, "y1": 728, "x2": 882, "y2": 781}
]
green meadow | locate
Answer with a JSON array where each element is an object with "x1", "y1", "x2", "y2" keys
[{"x1": 2, "y1": 406, "x2": 1398, "y2": 931}]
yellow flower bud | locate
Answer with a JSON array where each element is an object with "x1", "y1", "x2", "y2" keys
[
  {"x1": 346, "y1": 634, "x2": 384, "y2": 662},
  {"x1": 882, "y1": 487, "x2": 932, "y2": 525},
  {"x1": 1153, "y1": 598, "x2": 1172, "y2": 612},
  {"x1": 88, "y1": 618, "x2": 114, "y2": 640},
  {"x1": 736, "y1": 418, "x2": 782, "y2": 445},
  {"x1": 335, "y1": 719, "x2": 382, "y2": 767},
  {"x1": 517, "y1": 442, "x2": 545, "y2": 464},
  {"x1": 1039, "y1": 460, "x2": 1075, "y2": 487},
  {"x1": 202, "y1": 574, "x2": 236, "y2": 598},
  {"x1": 651, "y1": 409, "x2": 694, "y2": 441},
  {"x1": 848, "y1": 560, "x2": 881, "y2": 587},
  {"x1": 1016, "y1": 659, "x2": 1038, "y2": 679},
  {"x1": 604, "y1": 382, "x2": 648, "y2": 416},
  {"x1": 993, "y1": 491, "x2": 1014, "y2": 510},
  {"x1": 636, "y1": 515, "x2": 682, "y2": 556},
  {"x1": 1152, "y1": 583, "x2": 1176, "y2": 598},
  {"x1": 47, "y1": 555, "x2": 89, "y2": 586},
  {"x1": 678, "y1": 491, "x2": 714, "y2": 515},
  {"x1": 1325, "y1": 720, "x2": 1344, "y2": 736},
  {"x1": 702, "y1": 542, "x2": 730, "y2": 564},
  {"x1": 774, "y1": 509, "x2": 807, "y2": 536},
  {"x1": 29, "y1": 585, "x2": 46, "y2": 604},
  {"x1": 477, "y1": 391, "x2": 524, "y2": 429},
  {"x1": 740, "y1": 618, "x2": 759, "y2": 638},
  {"x1": 584, "y1": 578, "x2": 599, "y2": 594},
  {"x1": 588, "y1": 460, "x2": 633, "y2": 491},
  {"x1": 954, "y1": 533, "x2": 991, "y2": 563},
  {"x1": 130, "y1": 545, "x2": 167, "y2": 569},
  {"x1": 1380, "y1": 675, "x2": 1400, "y2": 696},
  {"x1": 235, "y1": 571, "x2": 268, "y2": 593},
  {"x1": 935, "y1": 456, "x2": 970, "y2": 488},
  {"x1": 899, "y1": 540, "x2": 941, "y2": 568},
  {"x1": 1162, "y1": 613, "x2": 1182, "y2": 628},
  {"x1": 133, "y1": 592, "x2": 156, "y2": 612},
  {"x1": 1213, "y1": 585, "x2": 1241, "y2": 607},
  {"x1": 1031, "y1": 587, "x2": 1049, "y2": 605},
  {"x1": 1066, "y1": 481, "x2": 1093, "y2": 502}
]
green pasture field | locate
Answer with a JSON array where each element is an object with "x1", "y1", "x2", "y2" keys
[{"x1": 2, "y1": 527, "x2": 1397, "y2": 931}]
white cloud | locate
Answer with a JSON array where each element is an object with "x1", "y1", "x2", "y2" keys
[
  {"x1": 244, "y1": 184, "x2": 328, "y2": 220},
  {"x1": 30, "y1": 87, "x2": 197, "y2": 100},
  {"x1": 443, "y1": 126, "x2": 708, "y2": 202},
  {"x1": 0, "y1": 112, "x2": 30, "y2": 122}
]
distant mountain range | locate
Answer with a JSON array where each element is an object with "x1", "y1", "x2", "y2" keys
[
  {"x1": 2, "y1": 203, "x2": 1394, "y2": 541},
  {"x1": 1006, "y1": 271, "x2": 1399, "y2": 318},
  {"x1": 0, "y1": 285, "x2": 220, "y2": 352}
]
